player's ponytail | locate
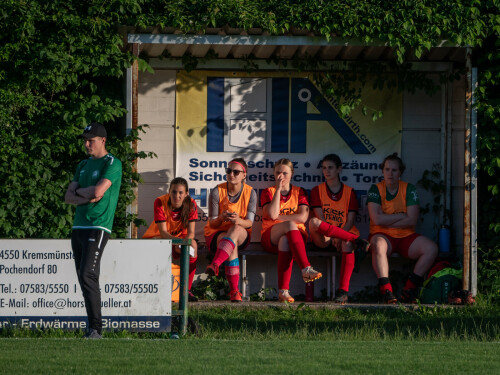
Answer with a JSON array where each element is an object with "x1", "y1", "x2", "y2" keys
[{"x1": 180, "y1": 195, "x2": 193, "y2": 229}]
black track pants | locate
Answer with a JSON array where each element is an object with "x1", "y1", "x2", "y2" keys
[{"x1": 71, "y1": 229, "x2": 109, "y2": 332}]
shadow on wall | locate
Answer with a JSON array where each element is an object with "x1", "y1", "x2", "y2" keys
[
  {"x1": 139, "y1": 70, "x2": 204, "y2": 96},
  {"x1": 137, "y1": 169, "x2": 173, "y2": 237},
  {"x1": 139, "y1": 168, "x2": 174, "y2": 184}
]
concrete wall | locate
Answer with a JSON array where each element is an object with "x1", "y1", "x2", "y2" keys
[
  {"x1": 135, "y1": 70, "x2": 467, "y2": 298},
  {"x1": 137, "y1": 70, "x2": 177, "y2": 228}
]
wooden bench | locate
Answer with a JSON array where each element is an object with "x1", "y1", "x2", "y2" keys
[{"x1": 197, "y1": 243, "x2": 342, "y2": 298}]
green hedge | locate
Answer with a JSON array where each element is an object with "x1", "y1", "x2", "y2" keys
[{"x1": 1, "y1": 2, "x2": 499, "y2": 300}]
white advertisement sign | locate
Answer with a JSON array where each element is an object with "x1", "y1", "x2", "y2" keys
[
  {"x1": 0, "y1": 239, "x2": 171, "y2": 332},
  {"x1": 176, "y1": 72, "x2": 402, "y2": 239}
]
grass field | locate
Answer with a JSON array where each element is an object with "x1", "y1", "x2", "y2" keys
[
  {"x1": 1, "y1": 303, "x2": 499, "y2": 374},
  {"x1": 1, "y1": 339, "x2": 499, "y2": 374}
]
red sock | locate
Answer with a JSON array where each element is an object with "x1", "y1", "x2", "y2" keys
[
  {"x1": 277, "y1": 250, "x2": 293, "y2": 290},
  {"x1": 286, "y1": 230, "x2": 310, "y2": 269},
  {"x1": 339, "y1": 252, "x2": 354, "y2": 292},
  {"x1": 379, "y1": 282, "x2": 393, "y2": 294},
  {"x1": 188, "y1": 256, "x2": 197, "y2": 290},
  {"x1": 212, "y1": 237, "x2": 235, "y2": 266},
  {"x1": 403, "y1": 273, "x2": 424, "y2": 290},
  {"x1": 225, "y1": 265, "x2": 240, "y2": 292},
  {"x1": 404, "y1": 279, "x2": 417, "y2": 290},
  {"x1": 318, "y1": 221, "x2": 358, "y2": 242}
]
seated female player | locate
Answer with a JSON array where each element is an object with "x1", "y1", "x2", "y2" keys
[
  {"x1": 204, "y1": 158, "x2": 257, "y2": 302},
  {"x1": 143, "y1": 177, "x2": 199, "y2": 301},
  {"x1": 309, "y1": 154, "x2": 369, "y2": 304},
  {"x1": 367, "y1": 153, "x2": 438, "y2": 303},
  {"x1": 261, "y1": 158, "x2": 322, "y2": 303}
]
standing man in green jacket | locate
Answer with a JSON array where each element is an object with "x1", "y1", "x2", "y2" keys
[{"x1": 65, "y1": 122, "x2": 122, "y2": 339}]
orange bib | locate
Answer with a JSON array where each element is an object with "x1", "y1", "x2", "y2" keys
[
  {"x1": 142, "y1": 194, "x2": 188, "y2": 239},
  {"x1": 204, "y1": 183, "x2": 253, "y2": 237},
  {"x1": 261, "y1": 185, "x2": 307, "y2": 235},
  {"x1": 318, "y1": 183, "x2": 359, "y2": 236},
  {"x1": 369, "y1": 180, "x2": 415, "y2": 238}
]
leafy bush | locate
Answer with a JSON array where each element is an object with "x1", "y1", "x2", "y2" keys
[
  {"x1": 1, "y1": 1, "x2": 499, "y2": 306},
  {"x1": 475, "y1": 32, "x2": 500, "y2": 302},
  {"x1": 0, "y1": 1, "x2": 149, "y2": 238}
]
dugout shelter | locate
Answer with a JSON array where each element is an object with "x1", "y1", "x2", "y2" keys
[{"x1": 121, "y1": 27, "x2": 477, "y2": 296}]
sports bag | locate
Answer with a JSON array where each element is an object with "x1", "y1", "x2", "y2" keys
[{"x1": 419, "y1": 266, "x2": 462, "y2": 304}]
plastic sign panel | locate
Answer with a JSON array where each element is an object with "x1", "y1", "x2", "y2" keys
[{"x1": 0, "y1": 239, "x2": 172, "y2": 332}]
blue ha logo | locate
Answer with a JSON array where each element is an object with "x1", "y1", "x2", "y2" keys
[{"x1": 206, "y1": 77, "x2": 372, "y2": 154}]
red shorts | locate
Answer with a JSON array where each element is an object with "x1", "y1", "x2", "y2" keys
[
  {"x1": 369, "y1": 232, "x2": 420, "y2": 259},
  {"x1": 205, "y1": 230, "x2": 250, "y2": 254},
  {"x1": 261, "y1": 227, "x2": 307, "y2": 254}
]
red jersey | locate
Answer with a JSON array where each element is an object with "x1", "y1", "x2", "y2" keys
[
  {"x1": 260, "y1": 185, "x2": 309, "y2": 235},
  {"x1": 311, "y1": 183, "x2": 359, "y2": 236},
  {"x1": 310, "y1": 183, "x2": 358, "y2": 212},
  {"x1": 142, "y1": 194, "x2": 197, "y2": 239}
]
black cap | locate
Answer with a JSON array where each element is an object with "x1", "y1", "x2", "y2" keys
[{"x1": 78, "y1": 122, "x2": 107, "y2": 139}]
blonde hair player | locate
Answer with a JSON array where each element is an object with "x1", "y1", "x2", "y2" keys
[
  {"x1": 260, "y1": 158, "x2": 322, "y2": 303},
  {"x1": 204, "y1": 158, "x2": 257, "y2": 302}
]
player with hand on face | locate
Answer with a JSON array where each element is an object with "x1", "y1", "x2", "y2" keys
[{"x1": 261, "y1": 158, "x2": 322, "y2": 303}]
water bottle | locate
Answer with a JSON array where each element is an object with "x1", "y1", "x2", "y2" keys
[
  {"x1": 243, "y1": 278, "x2": 250, "y2": 302},
  {"x1": 305, "y1": 282, "x2": 314, "y2": 302},
  {"x1": 439, "y1": 226, "x2": 451, "y2": 254},
  {"x1": 242, "y1": 255, "x2": 250, "y2": 301}
]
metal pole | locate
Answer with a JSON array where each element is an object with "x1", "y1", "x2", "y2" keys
[
  {"x1": 125, "y1": 66, "x2": 133, "y2": 238},
  {"x1": 446, "y1": 69, "x2": 453, "y2": 227},
  {"x1": 130, "y1": 43, "x2": 140, "y2": 239},
  {"x1": 177, "y1": 239, "x2": 191, "y2": 336},
  {"x1": 463, "y1": 47, "x2": 472, "y2": 291},
  {"x1": 440, "y1": 81, "x2": 447, "y2": 226},
  {"x1": 470, "y1": 67, "x2": 478, "y2": 296},
  {"x1": 242, "y1": 254, "x2": 247, "y2": 300}
]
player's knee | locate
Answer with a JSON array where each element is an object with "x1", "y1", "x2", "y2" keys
[
  {"x1": 371, "y1": 237, "x2": 387, "y2": 255},
  {"x1": 342, "y1": 240, "x2": 353, "y2": 252},
  {"x1": 285, "y1": 221, "x2": 298, "y2": 231},
  {"x1": 278, "y1": 236, "x2": 289, "y2": 251},
  {"x1": 309, "y1": 217, "x2": 321, "y2": 231}
]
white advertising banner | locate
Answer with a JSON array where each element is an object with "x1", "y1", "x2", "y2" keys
[
  {"x1": 0, "y1": 239, "x2": 172, "y2": 332},
  {"x1": 175, "y1": 71, "x2": 403, "y2": 239}
]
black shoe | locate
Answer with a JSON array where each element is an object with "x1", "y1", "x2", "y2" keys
[
  {"x1": 188, "y1": 290, "x2": 199, "y2": 302},
  {"x1": 383, "y1": 290, "x2": 398, "y2": 304},
  {"x1": 205, "y1": 263, "x2": 219, "y2": 277},
  {"x1": 84, "y1": 329, "x2": 102, "y2": 339},
  {"x1": 400, "y1": 288, "x2": 419, "y2": 304},
  {"x1": 353, "y1": 238, "x2": 370, "y2": 273},
  {"x1": 334, "y1": 289, "x2": 348, "y2": 304}
]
